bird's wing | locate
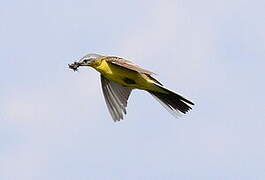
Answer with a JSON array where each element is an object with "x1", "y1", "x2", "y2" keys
[
  {"x1": 100, "y1": 75, "x2": 133, "y2": 121},
  {"x1": 104, "y1": 56, "x2": 156, "y2": 75}
]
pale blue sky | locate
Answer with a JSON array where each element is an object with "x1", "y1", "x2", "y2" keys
[{"x1": 1, "y1": 0, "x2": 265, "y2": 179}]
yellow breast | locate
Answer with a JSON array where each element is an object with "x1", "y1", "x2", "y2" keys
[{"x1": 91, "y1": 60, "x2": 155, "y2": 90}]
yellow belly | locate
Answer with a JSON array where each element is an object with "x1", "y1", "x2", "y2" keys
[{"x1": 92, "y1": 60, "x2": 155, "y2": 90}]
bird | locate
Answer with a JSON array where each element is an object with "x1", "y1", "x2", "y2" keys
[{"x1": 69, "y1": 53, "x2": 194, "y2": 121}]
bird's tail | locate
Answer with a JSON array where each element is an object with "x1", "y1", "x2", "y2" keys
[{"x1": 148, "y1": 85, "x2": 194, "y2": 117}]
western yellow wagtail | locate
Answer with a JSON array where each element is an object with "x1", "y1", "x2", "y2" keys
[{"x1": 69, "y1": 54, "x2": 194, "y2": 121}]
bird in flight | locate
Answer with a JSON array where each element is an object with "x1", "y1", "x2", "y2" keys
[{"x1": 69, "y1": 54, "x2": 194, "y2": 121}]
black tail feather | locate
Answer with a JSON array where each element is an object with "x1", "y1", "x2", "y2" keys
[{"x1": 148, "y1": 86, "x2": 194, "y2": 115}]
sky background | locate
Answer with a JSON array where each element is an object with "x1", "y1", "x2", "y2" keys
[{"x1": 1, "y1": 0, "x2": 265, "y2": 179}]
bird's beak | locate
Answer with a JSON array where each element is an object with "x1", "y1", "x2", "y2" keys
[
  {"x1": 69, "y1": 60, "x2": 92, "y2": 71},
  {"x1": 78, "y1": 62, "x2": 90, "y2": 66}
]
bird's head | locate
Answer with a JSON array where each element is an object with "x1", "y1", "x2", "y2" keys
[
  {"x1": 78, "y1": 53, "x2": 101, "y2": 66},
  {"x1": 69, "y1": 53, "x2": 102, "y2": 71}
]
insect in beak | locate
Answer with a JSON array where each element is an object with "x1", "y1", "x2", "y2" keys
[{"x1": 68, "y1": 62, "x2": 80, "y2": 71}]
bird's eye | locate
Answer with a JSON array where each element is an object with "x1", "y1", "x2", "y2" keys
[{"x1": 83, "y1": 59, "x2": 88, "y2": 63}]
